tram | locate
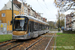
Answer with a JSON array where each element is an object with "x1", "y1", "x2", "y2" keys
[{"x1": 11, "y1": 15, "x2": 49, "y2": 39}]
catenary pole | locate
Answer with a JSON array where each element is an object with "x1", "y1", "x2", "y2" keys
[{"x1": 12, "y1": 0, "x2": 14, "y2": 31}]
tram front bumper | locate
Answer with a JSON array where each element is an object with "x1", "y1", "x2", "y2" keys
[{"x1": 12, "y1": 35, "x2": 27, "y2": 39}]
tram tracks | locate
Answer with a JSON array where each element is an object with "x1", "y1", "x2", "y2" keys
[
  {"x1": 0, "y1": 40, "x2": 21, "y2": 50},
  {"x1": 25, "y1": 37, "x2": 43, "y2": 50},
  {"x1": 11, "y1": 36, "x2": 44, "y2": 50},
  {"x1": 28, "y1": 33, "x2": 55, "y2": 50},
  {"x1": 0, "y1": 40, "x2": 16, "y2": 47},
  {"x1": 12, "y1": 33, "x2": 54, "y2": 50},
  {"x1": 0, "y1": 33, "x2": 54, "y2": 50},
  {"x1": 6, "y1": 42, "x2": 23, "y2": 50}
]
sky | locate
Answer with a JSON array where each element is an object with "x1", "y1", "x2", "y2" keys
[{"x1": 0, "y1": 0, "x2": 72, "y2": 22}]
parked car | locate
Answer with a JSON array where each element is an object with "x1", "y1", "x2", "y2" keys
[{"x1": 61, "y1": 27, "x2": 64, "y2": 30}]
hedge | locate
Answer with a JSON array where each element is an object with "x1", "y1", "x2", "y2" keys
[{"x1": 63, "y1": 30, "x2": 75, "y2": 34}]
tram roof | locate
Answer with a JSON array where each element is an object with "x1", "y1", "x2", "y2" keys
[{"x1": 15, "y1": 15, "x2": 49, "y2": 25}]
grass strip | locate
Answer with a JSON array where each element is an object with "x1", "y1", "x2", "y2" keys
[
  {"x1": 0, "y1": 34, "x2": 12, "y2": 42},
  {"x1": 56, "y1": 33, "x2": 75, "y2": 50}
]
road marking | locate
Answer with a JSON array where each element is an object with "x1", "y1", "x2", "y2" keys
[{"x1": 54, "y1": 33, "x2": 56, "y2": 50}]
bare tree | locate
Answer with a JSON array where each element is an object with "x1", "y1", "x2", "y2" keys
[{"x1": 54, "y1": 0, "x2": 75, "y2": 12}]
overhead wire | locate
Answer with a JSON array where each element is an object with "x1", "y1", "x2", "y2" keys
[
  {"x1": 37, "y1": 0, "x2": 51, "y2": 17},
  {"x1": 43, "y1": 0, "x2": 52, "y2": 12},
  {"x1": 37, "y1": 0, "x2": 46, "y2": 13},
  {"x1": 37, "y1": 0, "x2": 49, "y2": 11},
  {"x1": 25, "y1": 0, "x2": 56, "y2": 20},
  {"x1": 37, "y1": 0, "x2": 53, "y2": 14},
  {"x1": 37, "y1": 0, "x2": 57, "y2": 21}
]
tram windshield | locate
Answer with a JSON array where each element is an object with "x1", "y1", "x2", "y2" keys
[{"x1": 13, "y1": 17, "x2": 28, "y2": 31}]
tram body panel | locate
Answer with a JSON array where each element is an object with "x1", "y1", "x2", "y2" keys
[
  {"x1": 38, "y1": 30, "x2": 43, "y2": 35},
  {"x1": 13, "y1": 31, "x2": 27, "y2": 35},
  {"x1": 12, "y1": 35, "x2": 27, "y2": 39},
  {"x1": 32, "y1": 31, "x2": 39, "y2": 38}
]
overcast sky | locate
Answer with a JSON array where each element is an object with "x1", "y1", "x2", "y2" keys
[{"x1": 0, "y1": 0, "x2": 72, "y2": 22}]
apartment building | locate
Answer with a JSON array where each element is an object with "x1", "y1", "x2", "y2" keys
[
  {"x1": 66, "y1": 14, "x2": 72, "y2": 28},
  {"x1": 0, "y1": 0, "x2": 20, "y2": 31},
  {"x1": 65, "y1": 13, "x2": 75, "y2": 30},
  {"x1": 71, "y1": 13, "x2": 75, "y2": 30}
]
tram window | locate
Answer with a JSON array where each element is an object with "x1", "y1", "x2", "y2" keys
[
  {"x1": 43, "y1": 25, "x2": 44, "y2": 30},
  {"x1": 42, "y1": 25, "x2": 44, "y2": 30},
  {"x1": 45, "y1": 25, "x2": 46, "y2": 29},
  {"x1": 34, "y1": 22, "x2": 38, "y2": 31},
  {"x1": 39, "y1": 24, "x2": 42, "y2": 31},
  {"x1": 28, "y1": 21, "x2": 30, "y2": 32},
  {"x1": 41, "y1": 25, "x2": 43, "y2": 30},
  {"x1": 31, "y1": 21, "x2": 34, "y2": 32},
  {"x1": 41, "y1": 24, "x2": 42, "y2": 30},
  {"x1": 44, "y1": 25, "x2": 46, "y2": 30}
]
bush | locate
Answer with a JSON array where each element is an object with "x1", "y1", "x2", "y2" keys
[
  {"x1": 58, "y1": 28, "x2": 61, "y2": 31},
  {"x1": 63, "y1": 30, "x2": 75, "y2": 34}
]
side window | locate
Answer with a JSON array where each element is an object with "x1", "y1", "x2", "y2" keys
[
  {"x1": 28, "y1": 21, "x2": 30, "y2": 32},
  {"x1": 44, "y1": 25, "x2": 46, "y2": 30},
  {"x1": 30, "y1": 21, "x2": 34, "y2": 32},
  {"x1": 41, "y1": 24, "x2": 43, "y2": 30},
  {"x1": 34, "y1": 22, "x2": 38, "y2": 31},
  {"x1": 42, "y1": 25, "x2": 44, "y2": 30},
  {"x1": 39, "y1": 24, "x2": 42, "y2": 31},
  {"x1": 40, "y1": 24, "x2": 42, "y2": 30}
]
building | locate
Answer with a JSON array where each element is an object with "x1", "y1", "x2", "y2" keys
[
  {"x1": 20, "y1": 2, "x2": 28, "y2": 15},
  {"x1": 71, "y1": 13, "x2": 75, "y2": 30},
  {"x1": 0, "y1": 10, "x2": 19, "y2": 31},
  {"x1": 65, "y1": 12, "x2": 75, "y2": 30},
  {"x1": 66, "y1": 14, "x2": 72, "y2": 28},
  {"x1": 0, "y1": 0, "x2": 20, "y2": 31},
  {"x1": 2, "y1": 0, "x2": 21, "y2": 11},
  {"x1": 43, "y1": 18, "x2": 47, "y2": 22},
  {"x1": 30, "y1": 8, "x2": 36, "y2": 17}
]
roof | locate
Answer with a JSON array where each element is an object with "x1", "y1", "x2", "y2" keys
[
  {"x1": 13, "y1": 0, "x2": 21, "y2": 8},
  {"x1": 15, "y1": 15, "x2": 49, "y2": 25}
]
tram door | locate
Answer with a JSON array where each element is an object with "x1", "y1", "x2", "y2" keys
[{"x1": 28, "y1": 21, "x2": 34, "y2": 37}]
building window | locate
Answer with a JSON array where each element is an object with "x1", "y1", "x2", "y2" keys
[
  {"x1": 2, "y1": 13, "x2": 5, "y2": 17},
  {"x1": 10, "y1": 8, "x2": 11, "y2": 10},
  {"x1": 14, "y1": 13, "x2": 16, "y2": 16},
  {"x1": 8, "y1": 21, "x2": 9, "y2": 25},
  {"x1": 67, "y1": 20, "x2": 69, "y2": 21}
]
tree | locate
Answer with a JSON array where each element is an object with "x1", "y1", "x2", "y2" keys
[
  {"x1": 54, "y1": 0, "x2": 75, "y2": 12},
  {"x1": 56, "y1": 13, "x2": 65, "y2": 28},
  {"x1": 56, "y1": 19, "x2": 64, "y2": 28},
  {"x1": 48, "y1": 21, "x2": 56, "y2": 29}
]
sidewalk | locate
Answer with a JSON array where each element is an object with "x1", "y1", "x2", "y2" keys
[
  {"x1": 0, "y1": 31, "x2": 12, "y2": 35},
  {"x1": 49, "y1": 30, "x2": 63, "y2": 33}
]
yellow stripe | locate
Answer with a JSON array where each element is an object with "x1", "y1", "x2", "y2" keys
[{"x1": 15, "y1": 18, "x2": 25, "y2": 20}]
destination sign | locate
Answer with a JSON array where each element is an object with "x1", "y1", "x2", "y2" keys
[{"x1": 15, "y1": 18, "x2": 25, "y2": 20}]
